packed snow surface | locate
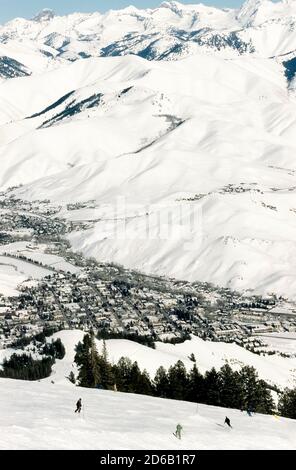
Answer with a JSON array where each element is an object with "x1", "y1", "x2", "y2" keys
[
  {"x1": 0, "y1": 330, "x2": 295, "y2": 450},
  {"x1": 0, "y1": 378, "x2": 295, "y2": 450}
]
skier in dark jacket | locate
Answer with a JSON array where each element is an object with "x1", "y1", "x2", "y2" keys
[
  {"x1": 75, "y1": 398, "x2": 82, "y2": 413},
  {"x1": 224, "y1": 416, "x2": 232, "y2": 428}
]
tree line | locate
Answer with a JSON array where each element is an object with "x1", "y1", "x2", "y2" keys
[
  {"x1": 0, "y1": 338, "x2": 65, "y2": 380},
  {"x1": 73, "y1": 333, "x2": 276, "y2": 415},
  {"x1": 0, "y1": 353, "x2": 54, "y2": 380}
]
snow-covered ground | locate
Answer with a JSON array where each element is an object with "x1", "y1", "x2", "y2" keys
[
  {"x1": 1, "y1": 329, "x2": 295, "y2": 449},
  {"x1": 2, "y1": 329, "x2": 296, "y2": 390},
  {"x1": 258, "y1": 332, "x2": 296, "y2": 356},
  {"x1": 0, "y1": 241, "x2": 80, "y2": 295},
  {"x1": 0, "y1": 377, "x2": 295, "y2": 450},
  {"x1": 0, "y1": 241, "x2": 80, "y2": 274},
  {"x1": 0, "y1": 254, "x2": 51, "y2": 296}
]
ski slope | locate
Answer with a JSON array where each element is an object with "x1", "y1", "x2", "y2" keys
[
  {"x1": 0, "y1": 377, "x2": 295, "y2": 450},
  {"x1": 1, "y1": 329, "x2": 295, "y2": 449}
]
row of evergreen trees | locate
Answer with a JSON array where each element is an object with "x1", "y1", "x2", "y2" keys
[
  {"x1": 0, "y1": 353, "x2": 54, "y2": 381},
  {"x1": 97, "y1": 329, "x2": 156, "y2": 349},
  {"x1": 74, "y1": 333, "x2": 275, "y2": 415},
  {"x1": 0, "y1": 338, "x2": 65, "y2": 381}
]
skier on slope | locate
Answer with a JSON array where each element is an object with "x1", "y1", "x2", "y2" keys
[
  {"x1": 174, "y1": 423, "x2": 183, "y2": 439},
  {"x1": 75, "y1": 398, "x2": 82, "y2": 414},
  {"x1": 224, "y1": 416, "x2": 232, "y2": 428}
]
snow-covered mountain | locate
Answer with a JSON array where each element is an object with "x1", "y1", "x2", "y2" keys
[
  {"x1": 1, "y1": 0, "x2": 296, "y2": 71},
  {"x1": 0, "y1": 2, "x2": 296, "y2": 299}
]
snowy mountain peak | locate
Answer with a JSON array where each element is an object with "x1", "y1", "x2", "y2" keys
[
  {"x1": 32, "y1": 8, "x2": 56, "y2": 22},
  {"x1": 237, "y1": 0, "x2": 296, "y2": 26},
  {"x1": 237, "y1": 0, "x2": 269, "y2": 25}
]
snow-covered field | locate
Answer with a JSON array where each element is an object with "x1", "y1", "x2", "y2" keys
[
  {"x1": 258, "y1": 333, "x2": 296, "y2": 356},
  {"x1": 0, "y1": 254, "x2": 50, "y2": 296},
  {"x1": 0, "y1": 241, "x2": 80, "y2": 274},
  {"x1": 2, "y1": 329, "x2": 296, "y2": 390},
  {"x1": 0, "y1": 241, "x2": 80, "y2": 295}
]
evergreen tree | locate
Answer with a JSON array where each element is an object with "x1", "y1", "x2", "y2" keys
[
  {"x1": 219, "y1": 364, "x2": 242, "y2": 409},
  {"x1": 98, "y1": 340, "x2": 114, "y2": 390},
  {"x1": 239, "y1": 366, "x2": 274, "y2": 414},
  {"x1": 74, "y1": 333, "x2": 101, "y2": 388},
  {"x1": 114, "y1": 357, "x2": 133, "y2": 392},
  {"x1": 89, "y1": 331, "x2": 101, "y2": 388},
  {"x1": 128, "y1": 361, "x2": 142, "y2": 393},
  {"x1": 137, "y1": 369, "x2": 154, "y2": 396},
  {"x1": 167, "y1": 360, "x2": 189, "y2": 400},
  {"x1": 154, "y1": 366, "x2": 170, "y2": 398},
  {"x1": 186, "y1": 363, "x2": 204, "y2": 403},
  {"x1": 0, "y1": 353, "x2": 54, "y2": 381},
  {"x1": 278, "y1": 388, "x2": 296, "y2": 419},
  {"x1": 203, "y1": 368, "x2": 222, "y2": 406}
]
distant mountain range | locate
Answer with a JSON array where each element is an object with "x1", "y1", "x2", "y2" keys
[{"x1": 1, "y1": 0, "x2": 296, "y2": 76}]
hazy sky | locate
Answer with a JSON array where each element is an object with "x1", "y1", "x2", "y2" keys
[{"x1": 0, "y1": 1, "x2": 248, "y2": 23}]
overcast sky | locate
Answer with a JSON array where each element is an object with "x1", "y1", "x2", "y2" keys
[{"x1": 0, "y1": 0, "x2": 249, "y2": 23}]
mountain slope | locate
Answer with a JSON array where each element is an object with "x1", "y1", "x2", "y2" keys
[
  {"x1": 0, "y1": 52, "x2": 295, "y2": 298},
  {"x1": 0, "y1": 3, "x2": 296, "y2": 299}
]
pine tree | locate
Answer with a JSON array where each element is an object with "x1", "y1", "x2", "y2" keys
[
  {"x1": 75, "y1": 333, "x2": 101, "y2": 388},
  {"x1": 89, "y1": 331, "x2": 101, "y2": 388},
  {"x1": 154, "y1": 366, "x2": 170, "y2": 398},
  {"x1": 138, "y1": 369, "x2": 153, "y2": 396},
  {"x1": 278, "y1": 388, "x2": 296, "y2": 419},
  {"x1": 219, "y1": 364, "x2": 242, "y2": 409},
  {"x1": 203, "y1": 368, "x2": 222, "y2": 406},
  {"x1": 186, "y1": 363, "x2": 204, "y2": 403},
  {"x1": 239, "y1": 366, "x2": 274, "y2": 414},
  {"x1": 114, "y1": 357, "x2": 133, "y2": 392},
  {"x1": 167, "y1": 360, "x2": 189, "y2": 400},
  {"x1": 98, "y1": 340, "x2": 114, "y2": 390}
]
